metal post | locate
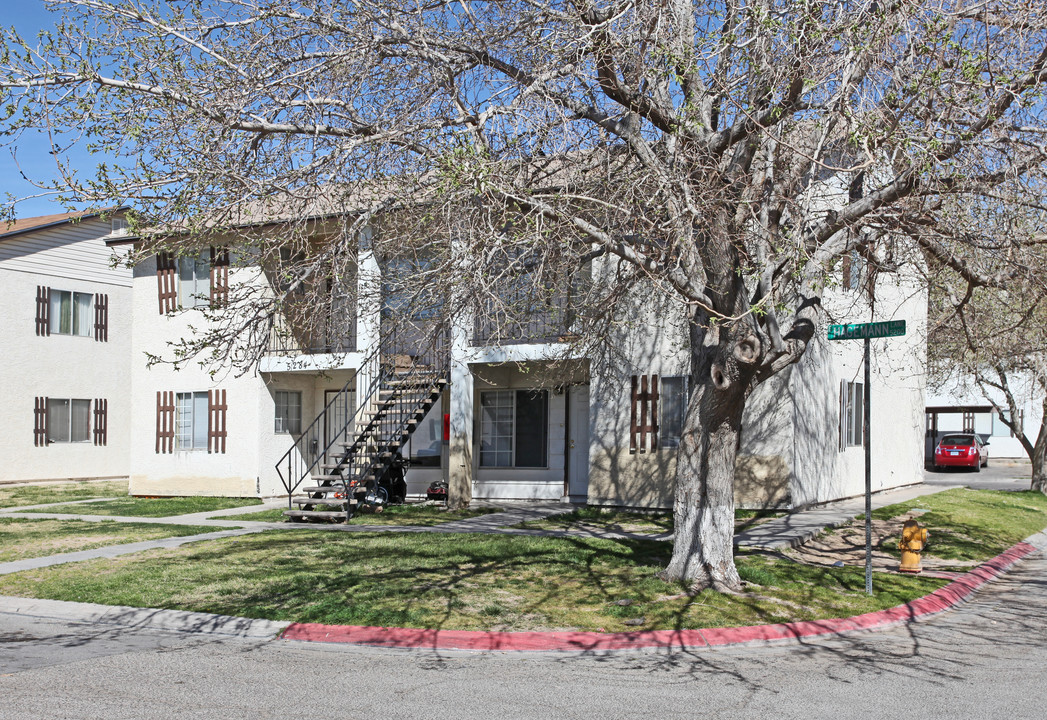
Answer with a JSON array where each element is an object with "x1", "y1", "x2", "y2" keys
[{"x1": 864, "y1": 337, "x2": 873, "y2": 596}]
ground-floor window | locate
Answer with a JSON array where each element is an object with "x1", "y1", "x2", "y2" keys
[
  {"x1": 274, "y1": 390, "x2": 302, "y2": 434},
  {"x1": 46, "y1": 398, "x2": 91, "y2": 443},
  {"x1": 409, "y1": 403, "x2": 443, "y2": 467},
  {"x1": 176, "y1": 391, "x2": 209, "y2": 450},
  {"x1": 479, "y1": 389, "x2": 548, "y2": 468},
  {"x1": 660, "y1": 376, "x2": 689, "y2": 448},
  {"x1": 841, "y1": 381, "x2": 864, "y2": 448}
]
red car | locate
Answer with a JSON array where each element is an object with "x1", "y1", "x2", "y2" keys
[{"x1": 934, "y1": 434, "x2": 989, "y2": 471}]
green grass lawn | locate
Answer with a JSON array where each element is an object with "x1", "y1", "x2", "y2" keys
[
  {"x1": 0, "y1": 518, "x2": 216, "y2": 563},
  {"x1": 227, "y1": 503, "x2": 499, "y2": 525},
  {"x1": 870, "y1": 488, "x2": 1047, "y2": 563},
  {"x1": 0, "y1": 530, "x2": 945, "y2": 632},
  {"x1": 0, "y1": 480, "x2": 128, "y2": 509},
  {"x1": 23, "y1": 496, "x2": 262, "y2": 518}
]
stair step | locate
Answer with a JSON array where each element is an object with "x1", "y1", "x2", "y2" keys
[
  {"x1": 292, "y1": 496, "x2": 356, "y2": 507},
  {"x1": 284, "y1": 510, "x2": 351, "y2": 521},
  {"x1": 299, "y1": 484, "x2": 356, "y2": 493}
]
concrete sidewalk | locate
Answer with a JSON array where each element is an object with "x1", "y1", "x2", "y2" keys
[{"x1": 735, "y1": 482, "x2": 960, "y2": 550}]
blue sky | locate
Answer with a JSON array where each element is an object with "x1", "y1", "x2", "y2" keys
[{"x1": 2, "y1": 1, "x2": 97, "y2": 219}]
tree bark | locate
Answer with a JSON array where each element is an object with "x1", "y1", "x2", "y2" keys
[
  {"x1": 1031, "y1": 393, "x2": 1047, "y2": 494},
  {"x1": 660, "y1": 317, "x2": 761, "y2": 591}
]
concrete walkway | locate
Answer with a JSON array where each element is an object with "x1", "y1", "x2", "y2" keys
[{"x1": 735, "y1": 482, "x2": 961, "y2": 550}]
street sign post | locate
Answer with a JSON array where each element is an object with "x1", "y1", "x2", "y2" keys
[{"x1": 828, "y1": 319, "x2": 906, "y2": 595}]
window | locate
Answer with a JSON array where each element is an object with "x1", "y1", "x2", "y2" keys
[
  {"x1": 841, "y1": 251, "x2": 866, "y2": 291},
  {"x1": 994, "y1": 409, "x2": 1023, "y2": 438},
  {"x1": 175, "y1": 391, "x2": 210, "y2": 450},
  {"x1": 660, "y1": 376, "x2": 688, "y2": 449},
  {"x1": 275, "y1": 391, "x2": 302, "y2": 434},
  {"x1": 111, "y1": 216, "x2": 128, "y2": 234},
  {"x1": 479, "y1": 390, "x2": 548, "y2": 468},
  {"x1": 49, "y1": 290, "x2": 93, "y2": 336},
  {"x1": 840, "y1": 381, "x2": 864, "y2": 448},
  {"x1": 178, "y1": 250, "x2": 211, "y2": 308},
  {"x1": 157, "y1": 389, "x2": 226, "y2": 454},
  {"x1": 409, "y1": 403, "x2": 443, "y2": 467},
  {"x1": 46, "y1": 398, "x2": 92, "y2": 443}
]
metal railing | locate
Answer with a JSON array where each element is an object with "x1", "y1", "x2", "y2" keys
[
  {"x1": 275, "y1": 326, "x2": 449, "y2": 518},
  {"x1": 264, "y1": 309, "x2": 358, "y2": 357},
  {"x1": 274, "y1": 376, "x2": 356, "y2": 504}
]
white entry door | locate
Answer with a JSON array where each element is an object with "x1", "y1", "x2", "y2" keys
[{"x1": 567, "y1": 385, "x2": 590, "y2": 500}]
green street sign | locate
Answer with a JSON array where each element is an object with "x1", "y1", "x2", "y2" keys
[{"x1": 828, "y1": 320, "x2": 906, "y2": 341}]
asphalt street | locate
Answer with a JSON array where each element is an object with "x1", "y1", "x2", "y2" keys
[{"x1": 1, "y1": 544, "x2": 1044, "y2": 719}]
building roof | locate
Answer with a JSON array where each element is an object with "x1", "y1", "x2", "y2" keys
[{"x1": 0, "y1": 207, "x2": 123, "y2": 240}]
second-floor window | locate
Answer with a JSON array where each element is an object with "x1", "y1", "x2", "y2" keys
[
  {"x1": 49, "y1": 290, "x2": 93, "y2": 337},
  {"x1": 179, "y1": 250, "x2": 210, "y2": 308}
]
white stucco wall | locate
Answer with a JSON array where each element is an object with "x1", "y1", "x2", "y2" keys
[{"x1": 0, "y1": 217, "x2": 132, "y2": 483}]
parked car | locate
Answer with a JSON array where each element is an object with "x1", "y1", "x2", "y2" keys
[{"x1": 934, "y1": 433, "x2": 989, "y2": 471}]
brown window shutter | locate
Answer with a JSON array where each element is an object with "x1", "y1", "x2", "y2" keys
[
  {"x1": 94, "y1": 293, "x2": 109, "y2": 342},
  {"x1": 156, "y1": 391, "x2": 175, "y2": 453},
  {"x1": 210, "y1": 246, "x2": 230, "y2": 305},
  {"x1": 208, "y1": 389, "x2": 228, "y2": 454},
  {"x1": 34, "y1": 397, "x2": 48, "y2": 447},
  {"x1": 630, "y1": 375, "x2": 638, "y2": 453},
  {"x1": 94, "y1": 398, "x2": 108, "y2": 446},
  {"x1": 630, "y1": 375, "x2": 659, "y2": 453},
  {"x1": 638, "y1": 374, "x2": 649, "y2": 453},
  {"x1": 156, "y1": 252, "x2": 178, "y2": 314},
  {"x1": 841, "y1": 255, "x2": 852, "y2": 291},
  {"x1": 36, "y1": 286, "x2": 51, "y2": 336},
  {"x1": 650, "y1": 374, "x2": 660, "y2": 449}
]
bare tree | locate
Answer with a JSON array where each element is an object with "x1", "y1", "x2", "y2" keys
[
  {"x1": 928, "y1": 220, "x2": 1047, "y2": 493},
  {"x1": 3, "y1": 1, "x2": 1047, "y2": 590}
]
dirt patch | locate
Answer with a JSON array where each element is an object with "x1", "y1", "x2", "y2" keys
[{"x1": 785, "y1": 515, "x2": 979, "y2": 573}]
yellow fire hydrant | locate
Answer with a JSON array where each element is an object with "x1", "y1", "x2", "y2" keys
[{"x1": 898, "y1": 518, "x2": 929, "y2": 574}]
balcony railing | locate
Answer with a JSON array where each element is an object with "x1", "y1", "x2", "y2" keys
[{"x1": 265, "y1": 312, "x2": 358, "y2": 356}]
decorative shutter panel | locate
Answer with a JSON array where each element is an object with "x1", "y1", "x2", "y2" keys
[
  {"x1": 94, "y1": 293, "x2": 109, "y2": 342},
  {"x1": 650, "y1": 374, "x2": 660, "y2": 449},
  {"x1": 630, "y1": 375, "x2": 638, "y2": 453},
  {"x1": 93, "y1": 398, "x2": 108, "y2": 446},
  {"x1": 156, "y1": 391, "x2": 175, "y2": 453},
  {"x1": 36, "y1": 286, "x2": 51, "y2": 336},
  {"x1": 839, "y1": 380, "x2": 848, "y2": 451},
  {"x1": 629, "y1": 375, "x2": 659, "y2": 453},
  {"x1": 34, "y1": 397, "x2": 48, "y2": 447},
  {"x1": 208, "y1": 389, "x2": 227, "y2": 454},
  {"x1": 210, "y1": 246, "x2": 230, "y2": 305},
  {"x1": 156, "y1": 252, "x2": 178, "y2": 313}
]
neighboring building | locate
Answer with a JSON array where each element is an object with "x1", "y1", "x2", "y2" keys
[
  {"x1": 926, "y1": 373, "x2": 1044, "y2": 461},
  {"x1": 0, "y1": 210, "x2": 132, "y2": 483}
]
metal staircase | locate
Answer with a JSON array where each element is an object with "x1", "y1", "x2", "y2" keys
[{"x1": 276, "y1": 349, "x2": 447, "y2": 522}]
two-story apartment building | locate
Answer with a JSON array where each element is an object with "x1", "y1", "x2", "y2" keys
[
  {"x1": 111, "y1": 217, "x2": 927, "y2": 512},
  {"x1": 2, "y1": 206, "x2": 926, "y2": 510},
  {"x1": 0, "y1": 210, "x2": 132, "y2": 483}
]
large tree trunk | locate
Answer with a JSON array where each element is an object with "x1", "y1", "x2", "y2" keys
[
  {"x1": 660, "y1": 317, "x2": 762, "y2": 591},
  {"x1": 1032, "y1": 394, "x2": 1047, "y2": 493}
]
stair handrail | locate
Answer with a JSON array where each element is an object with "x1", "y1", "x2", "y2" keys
[{"x1": 274, "y1": 349, "x2": 388, "y2": 503}]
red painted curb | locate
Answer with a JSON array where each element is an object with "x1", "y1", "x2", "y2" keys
[{"x1": 280, "y1": 541, "x2": 1039, "y2": 652}]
